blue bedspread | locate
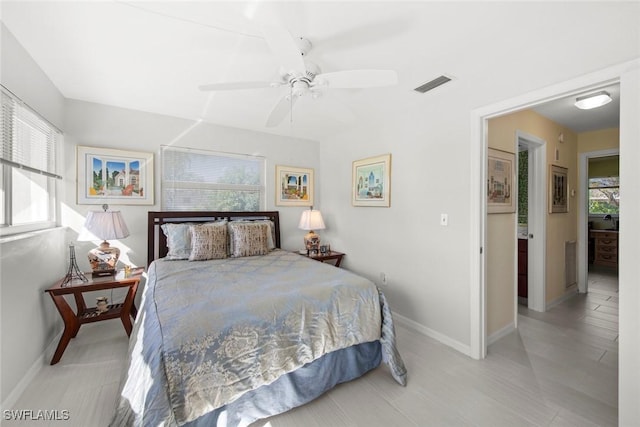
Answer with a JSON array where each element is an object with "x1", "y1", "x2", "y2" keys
[{"x1": 111, "y1": 250, "x2": 406, "y2": 426}]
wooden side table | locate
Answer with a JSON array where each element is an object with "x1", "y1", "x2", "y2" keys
[
  {"x1": 304, "y1": 250, "x2": 345, "y2": 267},
  {"x1": 44, "y1": 268, "x2": 143, "y2": 365}
]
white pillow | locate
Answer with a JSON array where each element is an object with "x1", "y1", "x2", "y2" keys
[{"x1": 160, "y1": 223, "x2": 192, "y2": 260}]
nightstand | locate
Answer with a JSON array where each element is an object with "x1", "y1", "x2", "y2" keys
[
  {"x1": 302, "y1": 250, "x2": 345, "y2": 267},
  {"x1": 44, "y1": 268, "x2": 143, "y2": 365}
]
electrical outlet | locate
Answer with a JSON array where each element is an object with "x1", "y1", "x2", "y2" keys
[{"x1": 440, "y1": 213, "x2": 448, "y2": 226}]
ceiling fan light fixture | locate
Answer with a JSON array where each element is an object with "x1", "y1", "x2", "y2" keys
[{"x1": 574, "y1": 91, "x2": 612, "y2": 110}]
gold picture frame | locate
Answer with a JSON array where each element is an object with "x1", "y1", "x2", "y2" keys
[
  {"x1": 550, "y1": 165, "x2": 568, "y2": 213},
  {"x1": 275, "y1": 165, "x2": 313, "y2": 206},
  {"x1": 487, "y1": 148, "x2": 515, "y2": 214}
]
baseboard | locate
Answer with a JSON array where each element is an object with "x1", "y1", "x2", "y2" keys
[
  {"x1": 393, "y1": 312, "x2": 471, "y2": 356},
  {"x1": 1, "y1": 329, "x2": 62, "y2": 411},
  {"x1": 487, "y1": 322, "x2": 516, "y2": 345},
  {"x1": 546, "y1": 287, "x2": 578, "y2": 310}
]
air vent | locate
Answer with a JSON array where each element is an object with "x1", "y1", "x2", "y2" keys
[{"x1": 414, "y1": 75, "x2": 452, "y2": 93}]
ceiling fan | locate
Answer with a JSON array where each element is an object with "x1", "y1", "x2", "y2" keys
[{"x1": 198, "y1": 24, "x2": 398, "y2": 127}]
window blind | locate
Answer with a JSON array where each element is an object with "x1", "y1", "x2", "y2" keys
[
  {"x1": 161, "y1": 145, "x2": 265, "y2": 211},
  {"x1": 1, "y1": 87, "x2": 62, "y2": 179}
]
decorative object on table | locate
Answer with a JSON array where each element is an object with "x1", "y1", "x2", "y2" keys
[
  {"x1": 549, "y1": 165, "x2": 569, "y2": 213},
  {"x1": 487, "y1": 148, "x2": 516, "y2": 214},
  {"x1": 319, "y1": 244, "x2": 330, "y2": 254},
  {"x1": 61, "y1": 243, "x2": 88, "y2": 287},
  {"x1": 78, "y1": 204, "x2": 130, "y2": 277},
  {"x1": 352, "y1": 153, "x2": 391, "y2": 207},
  {"x1": 298, "y1": 207, "x2": 325, "y2": 254},
  {"x1": 96, "y1": 296, "x2": 109, "y2": 313},
  {"x1": 276, "y1": 165, "x2": 314, "y2": 206},
  {"x1": 77, "y1": 145, "x2": 154, "y2": 205}
]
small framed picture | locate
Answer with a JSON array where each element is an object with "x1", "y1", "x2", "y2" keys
[
  {"x1": 550, "y1": 165, "x2": 568, "y2": 213},
  {"x1": 319, "y1": 244, "x2": 330, "y2": 254},
  {"x1": 276, "y1": 165, "x2": 313, "y2": 206},
  {"x1": 352, "y1": 154, "x2": 391, "y2": 207},
  {"x1": 487, "y1": 148, "x2": 515, "y2": 214}
]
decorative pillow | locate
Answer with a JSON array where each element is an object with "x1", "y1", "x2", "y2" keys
[
  {"x1": 160, "y1": 223, "x2": 192, "y2": 260},
  {"x1": 228, "y1": 220, "x2": 276, "y2": 255},
  {"x1": 256, "y1": 220, "x2": 277, "y2": 250},
  {"x1": 189, "y1": 222, "x2": 228, "y2": 261},
  {"x1": 228, "y1": 222, "x2": 270, "y2": 257}
]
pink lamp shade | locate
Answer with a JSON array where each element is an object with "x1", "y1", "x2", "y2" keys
[
  {"x1": 78, "y1": 210, "x2": 130, "y2": 276},
  {"x1": 298, "y1": 209, "x2": 325, "y2": 253}
]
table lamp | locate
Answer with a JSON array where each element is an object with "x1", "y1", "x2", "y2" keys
[
  {"x1": 298, "y1": 207, "x2": 325, "y2": 254},
  {"x1": 78, "y1": 204, "x2": 130, "y2": 277}
]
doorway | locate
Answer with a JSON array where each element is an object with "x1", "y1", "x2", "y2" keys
[
  {"x1": 469, "y1": 59, "x2": 640, "y2": 362},
  {"x1": 516, "y1": 131, "x2": 546, "y2": 313},
  {"x1": 578, "y1": 149, "x2": 620, "y2": 294}
]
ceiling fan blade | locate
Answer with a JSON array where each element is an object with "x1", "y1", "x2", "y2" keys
[
  {"x1": 261, "y1": 24, "x2": 306, "y2": 76},
  {"x1": 199, "y1": 81, "x2": 279, "y2": 91},
  {"x1": 266, "y1": 94, "x2": 298, "y2": 128},
  {"x1": 314, "y1": 70, "x2": 398, "y2": 89}
]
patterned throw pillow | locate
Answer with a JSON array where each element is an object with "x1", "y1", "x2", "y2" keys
[
  {"x1": 160, "y1": 223, "x2": 192, "y2": 260},
  {"x1": 227, "y1": 220, "x2": 276, "y2": 255},
  {"x1": 188, "y1": 222, "x2": 228, "y2": 261},
  {"x1": 228, "y1": 222, "x2": 269, "y2": 257}
]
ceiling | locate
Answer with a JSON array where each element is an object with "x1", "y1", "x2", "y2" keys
[
  {"x1": 532, "y1": 84, "x2": 620, "y2": 133},
  {"x1": 0, "y1": 1, "x2": 627, "y2": 141}
]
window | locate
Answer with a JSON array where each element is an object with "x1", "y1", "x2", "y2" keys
[
  {"x1": 161, "y1": 145, "x2": 265, "y2": 211},
  {"x1": 589, "y1": 176, "x2": 619, "y2": 215},
  {"x1": 1, "y1": 87, "x2": 62, "y2": 236}
]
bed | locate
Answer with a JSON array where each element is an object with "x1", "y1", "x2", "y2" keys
[{"x1": 110, "y1": 211, "x2": 406, "y2": 427}]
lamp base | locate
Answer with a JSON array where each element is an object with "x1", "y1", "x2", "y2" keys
[
  {"x1": 88, "y1": 241, "x2": 120, "y2": 277},
  {"x1": 303, "y1": 230, "x2": 321, "y2": 254}
]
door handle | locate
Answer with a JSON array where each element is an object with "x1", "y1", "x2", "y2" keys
[{"x1": 529, "y1": 234, "x2": 534, "y2": 239}]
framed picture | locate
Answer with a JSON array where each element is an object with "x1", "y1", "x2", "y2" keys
[
  {"x1": 550, "y1": 165, "x2": 568, "y2": 213},
  {"x1": 487, "y1": 148, "x2": 515, "y2": 214},
  {"x1": 352, "y1": 153, "x2": 391, "y2": 207},
  {"x1": 276, "y1": 165, "x2": 313, "y2": 206},
  {"x1": 77, "y1": 146, "x2": 154, "y2": 205}
]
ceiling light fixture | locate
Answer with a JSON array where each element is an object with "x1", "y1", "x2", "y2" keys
[{"x1": 574, "y1": 91, "x2": 612, "y2": 110}]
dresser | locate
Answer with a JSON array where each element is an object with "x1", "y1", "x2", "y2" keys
[{"x1": 590, "y1": 230, "x2": 618, "y2": 268}]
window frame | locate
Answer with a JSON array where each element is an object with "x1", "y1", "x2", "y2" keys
[
  {"x1": 588, "y1": 176, "x2": 619, "y2": 216},
  {"x1": 1, "y1": 86, "x2": 62, "y2": 237},
  {"x1": 161, "y1": 145, "x2": 266, "y2": 211}
]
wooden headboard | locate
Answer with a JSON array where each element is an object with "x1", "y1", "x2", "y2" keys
[{"x1": 147, "y1": 211, "x2": 280, "y2": 265}]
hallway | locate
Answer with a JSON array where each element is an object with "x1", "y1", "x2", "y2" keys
[{"x1": 490, "y1": 266, "x2": 618, "y2": 426}]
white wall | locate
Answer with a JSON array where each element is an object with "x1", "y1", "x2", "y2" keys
[
  {"x1": 618, "y1": 64, "x2": 640, "y2": 427},
  {"x1": 0, "y1": 23, "x2": 67, "y2": 406},
  {"x1": 319, "y1": 98, "x2": 474, "y2": 350}
]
